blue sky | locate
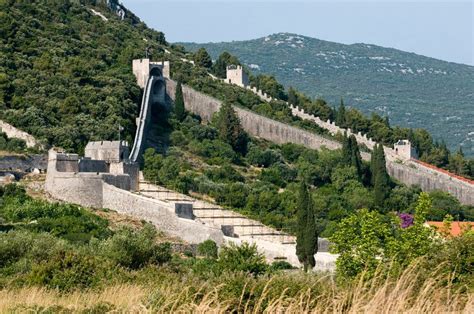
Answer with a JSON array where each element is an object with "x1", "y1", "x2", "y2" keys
[{"x1": 121, "y1": 0, "x2": 474, "y2": 65}]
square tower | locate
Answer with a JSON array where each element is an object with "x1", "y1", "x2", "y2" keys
[
  {"x1": 132, "y1": 59, "x2": 170, "y2": 88},
  {"x1": 394, "y1": 140, "x2": 418, "y2": 160},
  {"x1": 85, "y1": 141, "x2": 130, "y2": 163},
  {"x1": 226, "y1": 65, "x2": 249, "y2": 87}
]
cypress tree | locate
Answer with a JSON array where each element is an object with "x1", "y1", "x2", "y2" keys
[
  {"x1": 296, "y1": 181, "x2": 318, "y2": 272},
  {"x1": 341, "y1": 132, "x2": 352, "y2": 165},
  {"x1": 288, "y1": 87, "x2": 298, "y2": 106},
  {"x1": 217, "y1": 103, "x2": 248, "y2": 154},
  {"x1": 174, "y1": 81, "x2": 186, "y2": 121},
  {"x1": 349, "y1": 135, "x2": 363, "y2": 178},
  {"x1": 335, "y1": 99, "x2": 346, "y2": 127},
  {"x1": 371, "y1": 144, "x2": 391, "y2": 208},
  {"x1": 342, "y1": 134, "x2": 363, "y2": 179}
]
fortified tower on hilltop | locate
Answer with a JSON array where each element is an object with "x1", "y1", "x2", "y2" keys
[
  {"x1": 132, "y1": 59, "x2": 170, "y2": 88},
  {"x1": 226, "y1": 65, "x2": 249, "y2": 87}
]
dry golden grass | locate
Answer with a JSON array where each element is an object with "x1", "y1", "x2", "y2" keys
[{"x1": 1, "y1": 264, "x2": 472, "y2": 313}]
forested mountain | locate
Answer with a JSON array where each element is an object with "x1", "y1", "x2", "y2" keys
[
  {"x1": 181, "y1": 33, "x2": 474, "y2": 156},
  {"x1": 0, "y1": 0, "x2": 168, "y2": 152}
]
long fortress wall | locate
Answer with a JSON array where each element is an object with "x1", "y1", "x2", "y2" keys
[
  {"x1": 166, "y1": 79, "x2": 341, "y2": 151},
  {"x1": 102, "y1": 183, "x2": 224, "y2": 244},
  {"x1": 388, "y1": 160, "x2": 474, "y2": 205},
  {"x1": 165, "y1": 80, "x2": 474, "y2": 205}
]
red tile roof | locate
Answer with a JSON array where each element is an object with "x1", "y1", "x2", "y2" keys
[{"x1": 426, "y1": 221, "x2": 474, "y2": 237}]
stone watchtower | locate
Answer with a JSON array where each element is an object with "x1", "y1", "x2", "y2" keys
[
  {"x1": 132, "y1": 59, "x2": 170, "y2": 88},
  {"x1": 226, "y1": 65, "x2": 249, "y2": 87},
  {"x1": 84, "y1": 141, "x2": 129, "y2": 163},
  {"x1": 394, "y1": 140, "x2": 418, "y2": 160}
]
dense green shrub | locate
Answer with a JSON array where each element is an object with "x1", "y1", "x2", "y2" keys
[
  {"x1": 217, "y1": 183, "x2": 249, "y2": 208},
  {"x1": 170, "y1": 130, "x2": 188, "y2": 147},
  {"x1": 189, "y1": 124, "x2": 217, "y2": 141},
  {"x1": 423, "y1": 231, "x2": 474, "y2": 288},
  {"x1": 218, "y1": 242, "x2": 267, "y2": 275},
  {"x1": 28, "y1": 249, "x2": 108, "y2": 291},
  {"x1": 0, "y1": 184, "x2": 110, "y2": 243},
  {"x1": 204, "y1": 164, "x2": 244, "y2": 184},
  {"x1": 197, "y1": 240, "x2": 218, "y2": 259},
  {"x1": 247, "y1": 145, "x2": 282, "y2": 168},
  {"x1": 269, "y1": 260, "x2": 295, "y2": 271},
  {"x1": 188, "y1": 139, "x2": 238, "y2": 164},
  {"x1": 100, "y1": 224, "x2": 171, "y2": 269},
  {"x1": 0, "y1": 131, "x2": 27, "y2": 152}
]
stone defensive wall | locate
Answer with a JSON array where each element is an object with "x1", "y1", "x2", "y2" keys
[
  {"x1": 102, "y1": 183, "x2": 224, "y2": 244},
  {"x1": 138, "y1": 176, "x2": 337, "y2": 269},
  {"x1": 388, "y1": 160, "x2": 474, "y2": 205},
  {"x1": 166, "y1": 79, "x2": 474, "y2": 205},
  {"x1": 129, "y1": 76, "x2": 157, "y2": 162},
  {"x1": 287, "y1": 104, "x2": 474, "y2": 205},
  {"x1": 45, "y1": 149, "x2": 224, "y2": 244},
  {"x1": 166, "y1": 79, "x2": 341, "y2": 151},
  {"x1": 0, "y1": 120, "x2": 43, "y2": 149}
]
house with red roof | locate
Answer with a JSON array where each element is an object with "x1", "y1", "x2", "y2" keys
[{"x1": 425, "y1": 221, "x2": 474, "y2": 237}]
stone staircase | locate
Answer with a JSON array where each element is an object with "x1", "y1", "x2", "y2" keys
[{"x1": 138, "y1": 173, "x2": 296, "y2": 245}]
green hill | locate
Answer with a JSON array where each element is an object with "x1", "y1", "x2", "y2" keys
[
  {"x1": 181, "y1": 33, "x2": 474, "y2": 156},
  {"x1": 0, "y1": 0, "x2": 168, "y2": 152}
]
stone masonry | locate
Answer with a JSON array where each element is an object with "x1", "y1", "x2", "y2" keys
[{"x1": 132, "y1": 59, "x2": 170, "y2": 88}]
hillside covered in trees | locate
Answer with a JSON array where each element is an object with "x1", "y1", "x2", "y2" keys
[
  {"x1": 0, "y1": 0, "x2": 167, "y2": 152},
  {"x1": 182, "y1": 33, "x2": 474, "y2": 157},
  {"x1": 1, "y1": 0, "x2": 472, "y2": 179}
]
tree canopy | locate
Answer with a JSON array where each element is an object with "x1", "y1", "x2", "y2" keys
[{"x1": 194, "y1": 48, "x2": 213, "y2": 69}]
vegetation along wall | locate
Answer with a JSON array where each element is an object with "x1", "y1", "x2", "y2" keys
[{"x1": 165, "y1": 80, "x2": 474, "y2": 205}]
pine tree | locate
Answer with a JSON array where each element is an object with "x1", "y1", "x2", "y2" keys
[
  {"x1": 174, "y1": 81, "x2": 186, "y2": 121},
  {"x1": 194, "y1": 48, "x2": 213, "y2": 69},
  {"x1": 217, "y1": 103, "x2": 248, "y2": 154},
  {"x1": 296, "y1": 181, "x2": 318, "y2": 272},
  {"x1": 212, "y1": 51, "x2": 240, "y2": 78},
  {"x1": 335, "y1": 98, "x2": 346, "y2": 127},
  {"x1": 371, "y1": 144, "x2": 391, "y2": 208},
  {"x1": 288, "y1": 87, "x2": 298, "y2": 106}
]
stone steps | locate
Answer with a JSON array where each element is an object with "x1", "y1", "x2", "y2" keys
[{"x1": 138, "y1": 176, "x2": 295, "y2": 244}]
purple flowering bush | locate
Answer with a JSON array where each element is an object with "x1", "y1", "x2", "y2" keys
[{"x1": 399, "y1": 213, "x2": 414, "y2": 228}]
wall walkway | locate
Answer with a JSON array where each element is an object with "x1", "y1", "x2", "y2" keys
[{"x1": 166, "y1": 79, "x2": 474, "y2": 205}]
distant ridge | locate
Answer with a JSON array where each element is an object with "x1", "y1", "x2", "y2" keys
[{"x1": 180, "y1": 33, "x2": 474, "y2": 156}]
